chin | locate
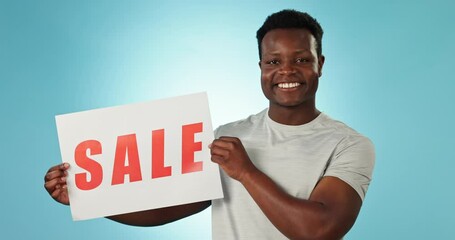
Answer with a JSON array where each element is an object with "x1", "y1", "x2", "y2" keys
[
  {"x1": 272, "y1": 101, "x2": 304, "y2": 108},
  {"x1": 271, "y1": 96, "x2": 315, "y2": 108}
]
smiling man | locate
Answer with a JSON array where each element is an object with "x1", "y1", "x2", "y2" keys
[
  {"x1": 45, "y1": 9, "x2": 374, "y2": 240},
  {"x1": 208, "y1": 10, "x2": 374, "y2": 239}
]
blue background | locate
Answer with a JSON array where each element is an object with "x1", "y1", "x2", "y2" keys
[{"x1": 1, "y1": 0, "x2": 454, "y2": 239}]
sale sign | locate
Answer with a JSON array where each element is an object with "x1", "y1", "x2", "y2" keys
[{"x1": 55, "y1": 92, "x2": 223, "y2": 221}]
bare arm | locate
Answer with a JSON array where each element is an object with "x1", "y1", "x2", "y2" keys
[
  {"x1": 241, "y1": 172, "x2": 360, "y2": 239},
  {"x1": 44, "y1": 163, "x2": 211, "y2": 226},
  {"x1": 107, "y1": 201, "x2": 211, "y2": 226},
  {"x1": 210, "y1": 137, "x2": 362, "y2": 240}
]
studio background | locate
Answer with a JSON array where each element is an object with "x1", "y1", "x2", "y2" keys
[{"x1": 1, "y1": 0, "x2": 454, "y2": 239}]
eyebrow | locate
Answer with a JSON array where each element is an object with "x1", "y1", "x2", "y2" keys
[{"x1": 263, "y1": 49, "x2": 311, "y2": 56}]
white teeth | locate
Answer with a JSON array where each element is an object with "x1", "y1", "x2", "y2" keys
[{"x1": 278, "y1": 82, "x2": 301, "y2": 88}]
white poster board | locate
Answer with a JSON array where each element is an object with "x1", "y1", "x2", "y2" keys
[{"x1": 55, "y1": 92, "x2": 223, "y2": 220}]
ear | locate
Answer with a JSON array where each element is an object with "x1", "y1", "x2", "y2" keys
[
  {"x1": 318, "y1": 55, "x2": 325, "y2": 77},
  {"x1": 258, "y1": 61, "x2": 262, "y2": 68}
]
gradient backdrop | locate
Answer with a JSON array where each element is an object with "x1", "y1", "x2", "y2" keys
[{"x1": 1, "y1": 0, "x2": 454, "y2": 239}]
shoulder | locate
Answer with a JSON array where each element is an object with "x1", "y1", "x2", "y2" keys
[
  {"x1": 214, "y1": 109, "x2": 267, "y2": 138},
  {"x1": 318, "y1": 113, "x2": 375, "y2": 174},
  {"x1": 319, "y1": 113, "x2": 374, "y2": 148}
]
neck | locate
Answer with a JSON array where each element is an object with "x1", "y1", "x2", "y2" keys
[{"x1": 268, "y1": 102, "x2": 320, "y2": 126}]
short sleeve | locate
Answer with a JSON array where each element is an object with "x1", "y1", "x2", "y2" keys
[{"x1": 324, "y1": 135, "x2": 375, "y2": 201}]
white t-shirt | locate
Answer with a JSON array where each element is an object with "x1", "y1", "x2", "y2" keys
[{"x1": 211, "y1": 109, "x2": 375, "y2": 240}]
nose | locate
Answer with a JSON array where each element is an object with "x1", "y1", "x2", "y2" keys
[{"x1": 278, "y1": 61, "x2": 296, "y2": 75}]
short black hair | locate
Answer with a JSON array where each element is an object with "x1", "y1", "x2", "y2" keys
[{"x1": 256, "y1": 9, "x2": 324, "y2": 59}]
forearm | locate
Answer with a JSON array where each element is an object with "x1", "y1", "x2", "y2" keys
[
  {"x1": 240, "y1": 169, "x2": 336, "y2": 240},
  {"x1": 107, "y1": 201, "x2": 211, "y2": 227}
]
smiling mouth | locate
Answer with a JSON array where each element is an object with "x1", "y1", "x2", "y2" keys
[{"x1": 277, "y1": 82, "x2": 301, "y2": 89}]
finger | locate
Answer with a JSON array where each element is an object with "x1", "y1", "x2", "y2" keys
[
  {"x1": 44, "y1": 176, "x2": 67, "y2": 194},
  {"x1": 44, "y1": 169, "x2": 66, "y2": 182},
  {"x1": 210, "y1": 145, "x2": 230, "y2": 159},
  {"x1": 218, "y1": 136, "x2": 240, "y2": 143},
  {"x1": 44, "y1": 178, "x2": 59, "y2": 193},
  {"x1": 47, "y1": 163, "x2": 69, "y2": 173},
  {"x1": 211, "y1": 139, "x2": 236, "y2": 150},
  {"x1": 55, "y1": 184, "x2": 68, "y2": 190},
  {"x1": 51, "y1": 187, "x2": 67, "y2": 199},
  {"x1": 60, "y1": 162, "x2": 70, "y2": 170},
  {"x1": 45, "y1": 163, "x2": 69, "y2": 181}
]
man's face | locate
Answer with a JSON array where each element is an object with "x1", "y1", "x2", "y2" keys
[{"x1": 260, "y1": 28, "x2": 324, "y2": 110}]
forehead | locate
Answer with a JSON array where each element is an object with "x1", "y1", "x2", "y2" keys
[{"x1": 261, "y1": 28, "x2": 317, "y2": 53}]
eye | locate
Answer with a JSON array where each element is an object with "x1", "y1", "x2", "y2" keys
[
  {"x1": 266, "y1": 59, "x2": 279, "y2": 65},
  {"x1": 296, "y1": 58, "x2": 309, "y2": 63}
]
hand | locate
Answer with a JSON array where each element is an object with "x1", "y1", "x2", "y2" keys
[
  {"x1": 44, "y1": 163, "x2": 70, "y2": 205},
  {"x1": 209, "y1": 136, "x2": 257, "y2": 182}
]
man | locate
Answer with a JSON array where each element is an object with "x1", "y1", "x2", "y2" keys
[{"x1": 45, "y1": 9, "x2": 374, "y2": 239}]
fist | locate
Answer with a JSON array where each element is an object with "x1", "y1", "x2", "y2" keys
[
  {"x1": 44, "y1": 163, "x2": 70, "y2": 205},
  {"x1": 209, "y1": 136, "x2": 256, "y2": 182}
]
